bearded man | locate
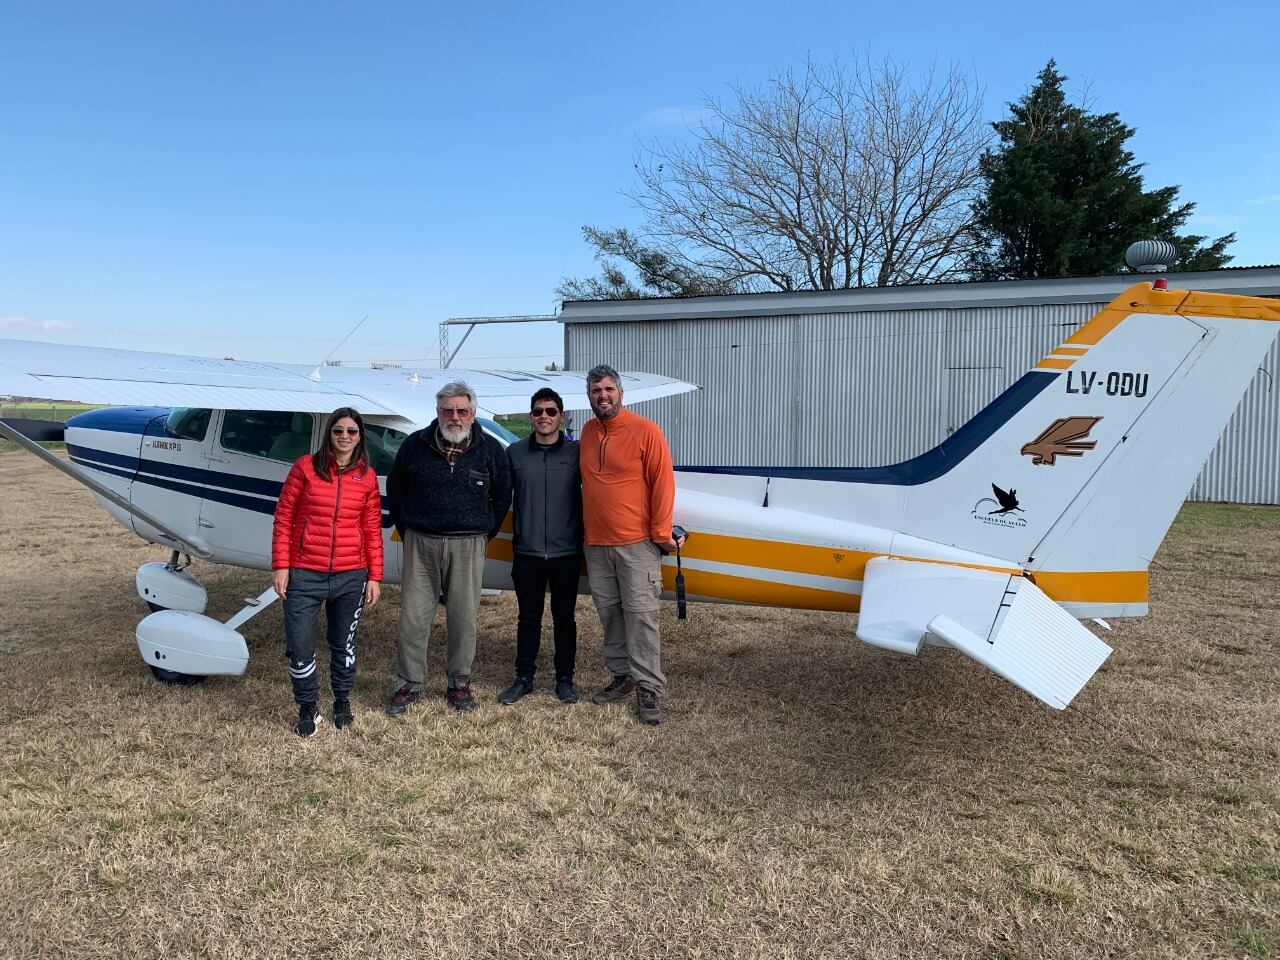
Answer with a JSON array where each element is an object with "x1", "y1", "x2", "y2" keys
[{"x1": 385, "y1": 381, "x2": 512, "y2": 714}]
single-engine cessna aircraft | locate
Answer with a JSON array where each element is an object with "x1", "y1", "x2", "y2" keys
[{"x1": 2, "y1": 281, "x2": 1277, "y2": 709}]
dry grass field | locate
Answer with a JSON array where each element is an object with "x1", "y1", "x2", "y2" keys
[{"x1": 1, "y1": 449, "x2": 1277, "y2": 959}]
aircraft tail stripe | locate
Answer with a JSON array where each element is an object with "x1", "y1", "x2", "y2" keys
[{"x1": 675, "y1": 369, "x2": 1057, "y2": 486}]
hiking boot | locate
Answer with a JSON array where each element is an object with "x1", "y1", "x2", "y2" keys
[
  {"x1": 333, "y1": 697, "x2": 354, "y2": 730},
  {"x1": 498, "y1": 676, "x2": 534, "y2": 705},
  {"x1": 555, "y1": 677, "x2": 579, "y2": 704},
  {"x1": 590, "y1": 675, "x2": 635, "y2": 705},
  {"x1": 447, "y1": 677, "x2": 476, "y2": 713},
  {"x1": 385, "y1": 683, "x2": 421, "y2": 717},
  {"x1": 294, "y1": 702, "x2": 323, "y2": 738},
  {"x1": 636, "y1": 687, "x2": 661, "y2": 726}
]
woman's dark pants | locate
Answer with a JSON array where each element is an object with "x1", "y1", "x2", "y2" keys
[{"x1": 283, "y1": 568, "x2": 368, "y2": 705}]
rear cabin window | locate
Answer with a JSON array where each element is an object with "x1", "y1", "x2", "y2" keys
[
  {"x1": 165, "y1": 407, "x2": 212, "y2": 442},
  {"x1": 221, "y1": 411, "x2": 315, "y2": 463},
  {"x1": 364, "y1": 424, "x2": 407, "y2": 475}
]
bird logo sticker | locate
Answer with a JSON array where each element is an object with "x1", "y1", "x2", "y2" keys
[
  {"x1": 1021, "y1": 416, "x2": 1103, "y2": 466},
  {"x1": 972, "y1": 484, "x2": 1028, "y2": 529}
]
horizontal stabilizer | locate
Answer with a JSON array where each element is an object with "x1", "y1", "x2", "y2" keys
[
  {"x1": 928, "y1": 576, "x2": 1111, "y2": 709},
  {"x1": 856, "y1": 557, "x2": 1111, "y2": 708}
]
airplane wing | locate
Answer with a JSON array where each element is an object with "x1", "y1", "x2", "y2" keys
[
  {"x1": 0, "y1": 338, "x2": 698, "y2": 422},
  {"x1": 855, "y1": 556, "x2": 1112, "y2": 709}
]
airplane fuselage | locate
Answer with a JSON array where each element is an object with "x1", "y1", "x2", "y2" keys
[{"x1": 65, "y1": 405, "x2": 1042, "y2": 619}]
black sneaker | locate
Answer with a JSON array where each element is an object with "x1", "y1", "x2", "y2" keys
[
  {"x1": 590, "y1": 675, "x2": 635, "y2": 705},
  {"x1": 447, "y1": 677, "x2": 476, "y2": 713},
  {"x1": 333, "y1": 698, "x2": 354, "y2": 730},
  {"x1": 555, "y1": 677, "x2": 579, "y2": 704},
  {"x1": 294, "y1": 702, "x2": 323, "y2": 738},
  {"x1": 498, "y1": 676, "x2": 534, "y2": 705}
]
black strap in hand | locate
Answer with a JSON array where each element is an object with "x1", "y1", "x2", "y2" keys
[
  {"x1": 672, "y1": 525, "x2": 688, "y2": 620},
  {"x1": 675, "y1": 547, "x2": 686, "y2": 620}
]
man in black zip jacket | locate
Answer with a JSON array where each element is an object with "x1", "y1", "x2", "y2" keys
[
  {"x1": 498, "y1": 387, "x2": 583, "y2": 705},
  {"x1": 385, "y1": 380, "x2": 512, "y2": 714}
]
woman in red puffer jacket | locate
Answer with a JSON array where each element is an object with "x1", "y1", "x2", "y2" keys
[{"x1": 272, "y1": 407, "x2": 384, "y2": 737}]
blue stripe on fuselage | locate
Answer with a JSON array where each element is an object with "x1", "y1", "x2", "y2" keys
[
  {"x1": 67, "y1": 442, "x2": 394, "y2": 528},
  {"x1": 676, "y1": 369, "x2": 1058, "y2": 485}
]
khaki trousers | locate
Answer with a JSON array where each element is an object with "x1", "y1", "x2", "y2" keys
[
  {"x1": 584, "y1": 540, "x2": 667, "y2": 696},
  {"x1": 394, "y1": 530, "x2": 487, "y2": 688}
]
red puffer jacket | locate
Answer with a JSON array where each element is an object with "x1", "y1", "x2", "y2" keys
[{"x1": 272, "y1": 455, "x2": 384, "y2": 580}]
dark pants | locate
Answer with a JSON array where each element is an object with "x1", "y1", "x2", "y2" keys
[
  {"x1": 511, "y1": 552, "x2": 580, "y2": 680},
  {"x1": 283, "y1": 567, "x2": 367, "y2": 705}
]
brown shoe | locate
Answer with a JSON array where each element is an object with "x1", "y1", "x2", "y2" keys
[
  {"x1": 447, "y1": 677, "x2": 476, "y2": 713},
  {"x1": 636, "y1": 687, "x2": 661, "y2": 725},
  {"x1": 590, "y1": 675, "x2": 635, "y2": 705},
  {"x1": 385, "y1": 683, "x2": 421, "y2": 717}
]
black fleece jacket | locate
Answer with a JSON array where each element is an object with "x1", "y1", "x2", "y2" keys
[{"x1": 386, "y1": 420, "x2": 513, "y2": 540}]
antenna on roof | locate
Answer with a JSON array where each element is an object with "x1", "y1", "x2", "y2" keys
[{"x1": 309, "y1": 315, "x2": 369, "y2": 381}]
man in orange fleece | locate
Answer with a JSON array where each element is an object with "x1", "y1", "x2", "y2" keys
[{"x1": 580, "y1": 364, "x2": 684, "y2": 725}]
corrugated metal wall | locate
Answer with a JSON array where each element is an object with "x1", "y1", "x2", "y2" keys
[{"x1": 565, "y1": 302, "x2": 1280, "y2": 504}]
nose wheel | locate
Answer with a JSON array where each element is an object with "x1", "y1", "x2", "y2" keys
[{"x1": 149, "y1": 664, "x2": 206, "y2": 686}]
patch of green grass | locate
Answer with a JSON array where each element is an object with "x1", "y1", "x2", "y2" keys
[{"x1": 1234, "y1": 922, "x2": 1277, "y2": 958}]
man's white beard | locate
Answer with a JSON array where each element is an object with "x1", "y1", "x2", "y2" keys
[{"x1": 440, "y1": 422, "x2": 469, "y2": 444}]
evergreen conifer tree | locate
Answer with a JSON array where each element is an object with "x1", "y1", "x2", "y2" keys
[{"x1": 968, "y1": 61, "x2": 1232, "y2": 279}]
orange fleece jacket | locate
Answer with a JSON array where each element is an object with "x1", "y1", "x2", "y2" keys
[{"x1": 580, "y1": 406, "x2": 675, "y2": 546}]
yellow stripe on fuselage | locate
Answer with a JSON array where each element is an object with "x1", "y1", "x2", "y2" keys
[{"x1": 484, "y1": 530, "x2": 1149, "y2": 611}]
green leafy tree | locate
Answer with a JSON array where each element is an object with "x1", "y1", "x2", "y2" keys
[{"x1": 968, "y1": 61, "x2": 1233, "y2": 280}]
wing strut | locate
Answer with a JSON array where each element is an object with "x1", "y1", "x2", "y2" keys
[{"x1": 0, "y1": 420, "x2": 213, "y2": 559}]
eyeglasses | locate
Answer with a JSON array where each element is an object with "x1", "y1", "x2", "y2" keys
[
  {"x1": 331, "y1": 426, "x2": 361, "y2": 436},
  {"x1": 531, "y1": 406, "x2": 560, "y2": 417},
  {"x1": 439, "y1": 407, "x2": 472, "y2": 419}
]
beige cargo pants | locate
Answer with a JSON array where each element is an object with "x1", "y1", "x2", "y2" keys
[
  {"x1": 584, "y1": 540, "x2": 667, "y2": 696},
  {"x1": 394, "y1": 529, "x2": 487, "y2": 688}
]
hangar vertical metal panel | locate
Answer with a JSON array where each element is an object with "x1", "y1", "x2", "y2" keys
[
  {"x1": 1190, "y1": 334, "x2": 1280, "y2": 503},
  {"x1": 565, "y1": 300, "x2": 1280, "y2": 504}
]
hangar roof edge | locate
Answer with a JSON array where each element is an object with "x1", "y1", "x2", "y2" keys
[{"x1": 557, "y1": 266, "x2": 1280, "y2": 324}]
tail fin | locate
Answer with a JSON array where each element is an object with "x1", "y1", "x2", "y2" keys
[{"x1": 896, "y1": 284, "x2": 1278, "y2": 581}]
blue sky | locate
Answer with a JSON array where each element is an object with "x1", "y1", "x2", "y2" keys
[{"x1": 2, "y1": 0, "x2": 1277, "y2": 370}]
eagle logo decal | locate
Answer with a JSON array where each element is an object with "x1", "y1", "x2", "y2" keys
[{"x1": 1021, "y1": 416, "x2": 1103, "y2": 466}]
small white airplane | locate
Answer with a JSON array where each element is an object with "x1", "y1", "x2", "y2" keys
[{"x1": 2, "y1": 280, "x2": 1277, "y2": 709}]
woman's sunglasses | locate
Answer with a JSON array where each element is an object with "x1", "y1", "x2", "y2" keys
[{"x1": 331, "y1": 427, "x2": 361, "y2": 436}]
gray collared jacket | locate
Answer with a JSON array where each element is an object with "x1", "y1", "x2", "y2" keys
[{"x1": 506, "y1": 433, "x2": 583, "y2": 559}]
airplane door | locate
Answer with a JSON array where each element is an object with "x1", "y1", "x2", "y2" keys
[
  {"x1": 363, "y1": 420, "x2": 409, "y2": 583},
  {"x1": 131, "y1": 407, "x2": 214, "y2": 550},
  {"x1": 197, "y1": 410, "x2": 317, "y2": 569}
]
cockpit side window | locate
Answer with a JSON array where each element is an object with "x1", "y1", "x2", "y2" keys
[
  {"x1": 363, "y1": 424, "x2": 408, "y2": 474},
  {"x1": 165, "y1": 408, "x2": 212, "y2": 442},
  {"x1": 221, "y1": 410, "x2": 315, "y2": 463}
]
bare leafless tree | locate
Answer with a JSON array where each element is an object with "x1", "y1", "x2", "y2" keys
[{"x1": 561, "y1": 57, "x2": 989, "y2": 297}]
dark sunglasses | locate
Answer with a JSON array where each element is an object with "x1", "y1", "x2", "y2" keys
[
  {"x1": 531, "y1": 406, "x2": 561, "y2": 417},
  {"x1": 330, "y1": 426, "x2": 361, "y2": 436}
]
